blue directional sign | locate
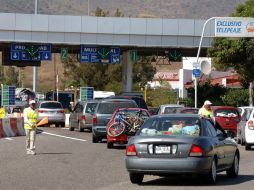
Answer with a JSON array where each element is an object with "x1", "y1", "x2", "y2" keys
[
  {"x1": 80, "y1": 46, "x2": 120, "y2": 64},
  {"x1": 193, "y1": 68, "x2": 201, "y2": 78},
  {"x1": 1, "y1": 85, "x2": 15, "y2": 106},
  {"x1": 10, "y1": 43, "x2": 52, "y2": 61},
  {"x1": 80, "y1": 87, "x2": 94, "y2": 101}
]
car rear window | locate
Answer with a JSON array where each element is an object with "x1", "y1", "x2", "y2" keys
[
  {"x1": 139, "y1": 117, "x2": 201, "y2": 137},
  {"x1": 97, "y1": 102, "x2": 136, "y2": 114},
  {"x1": 164, "y1": 107, "x2": 182, "y2": 114},
  {"x1": 214, "y1": 109, "x2": 239, "y2": 117},
  {"x1": 40, "y1": 102, "x2": 62, "y2": 109},
  {"x1": 179, "y1": 109, "x2": 199, "y2": 114},
  {"x1": 85, "y1": 103, "x2": 98, "y2": 114}
]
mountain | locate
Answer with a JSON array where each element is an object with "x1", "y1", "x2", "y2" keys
[{"x1": 0, "y1": 0, "x2": 247, "y2": 19}]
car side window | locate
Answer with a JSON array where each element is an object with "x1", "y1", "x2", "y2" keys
[{"x1": 205, "y1": 119, "x2": 217, "y2": 137}]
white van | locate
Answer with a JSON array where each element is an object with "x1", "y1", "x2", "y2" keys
[{"x1": 94, "y1": 91, "x2": 115, "y2": 99}]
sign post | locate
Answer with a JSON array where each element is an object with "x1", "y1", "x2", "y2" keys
[{"x1": 80, "y1": 87, "x2": 94, "y2": 101}]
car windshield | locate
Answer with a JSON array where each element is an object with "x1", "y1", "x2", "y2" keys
[
  {"x1": 40, "y1": 102, "x2": 62, "y2": 109},
  {"x1": 97, "y1": 102, "x2": 136, "y2": 114},
  {"x1": 138, "y1": 117, "x2": 201, "y2": 137},
  {"x1": 214, "y1": 109, "x2": 239, "y2": 117},
  {"x1": 164, "y1": 107, "x2": 182, "y2": 114}
]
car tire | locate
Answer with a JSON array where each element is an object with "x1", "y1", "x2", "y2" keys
[
  {"x1": 245, "y1": 144, "x2": 251, "y2": 150},
  {"x1": 241, "y1": 137, "x2": 245, "y2": 146},
  {"x1": 206, "y1": 159, "x2": 217, "y2": 184},
  {"x1": 60, "y1": 122, "x2": 65, "y2": 128},
  {"x1": 55, "y1": 124, "x2": 60, "y2": 127},
  {"x1": 92, "y1": 135, "x2": 99, "y2": 143},
  {"x1": 107, "y1": 142, "x2": 113, "y2": 149},
  {"x1": 226, "y1": 153, "x2": 239, "y2": 178},
  {"x1": 236, "y1": 136, "x2": 241, "y2": 144},
  {"x1": 129, "y1": 173, "x2": 144, "y2": 184},
  {"x1": 78, "y1": 122, "x2": 84, "y2": 132}
]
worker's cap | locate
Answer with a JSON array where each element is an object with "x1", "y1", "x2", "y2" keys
[
  {"x1": 29, "y1": 100, "x2": 36, "y2": 104},
  {"x1": 204, "y1": 100, "x2": 212, "y2": 105}
]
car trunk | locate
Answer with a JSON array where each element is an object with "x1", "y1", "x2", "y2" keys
[{"x1": 133, "y1": 136, "x2": 196, "y2": 159}]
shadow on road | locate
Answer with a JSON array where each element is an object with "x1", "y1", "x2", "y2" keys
[{"x1": 140, "y1": 174, "x2": 254, "y2": 186}]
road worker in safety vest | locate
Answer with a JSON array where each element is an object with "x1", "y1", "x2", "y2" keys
[
  {"x1": 23, "y1": 99, "x2": 38, "y2": 155},
  {"x1": 198, "y1": 100, "x2": 213, "y2": 118},
  {"x1": 0, "y1": 106, "x2": 6, "y2": 118}
]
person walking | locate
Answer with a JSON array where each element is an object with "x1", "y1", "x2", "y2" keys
[
  {"x1": 198, "y1": 100, "x2": 213, "y2": 118},
  {"x1": 23, "y1": 99, "x2": 38, "y2": 155}
]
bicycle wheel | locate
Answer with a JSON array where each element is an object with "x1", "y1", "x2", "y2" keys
[{"x1": 107, "y1": 122, "x2": 126, "y2": 137}]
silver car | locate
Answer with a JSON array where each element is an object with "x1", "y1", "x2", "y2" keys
[
  {"x1": 126, "y1": 114, "x2": 239, "y2": 184},
  {"x1": 37, "y1": 101, "x2": 65, "y2": 127},
  {"x1": 69, "y1": 100, "x2": 99, "y2": 132},
  {"x1": 157, "y1": 104, "x2": 184, "y2": 114}
]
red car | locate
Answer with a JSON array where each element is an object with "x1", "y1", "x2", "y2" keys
[
  {"x1": 212, "y1": 106, "x2": 241, "y2": 137},
  {"x1": 106, "y1": 108, "x2": 151, "y2": 149}
]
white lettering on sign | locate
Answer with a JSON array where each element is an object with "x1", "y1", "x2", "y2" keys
[
  {"x1": 83, "y1": 48, "x2": 97, "y2": 52},
  {"x1": 215, "y1": 18, "x2": 254, "y2": 37}
]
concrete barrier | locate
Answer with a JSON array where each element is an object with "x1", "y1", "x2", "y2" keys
[{"x1": 0, "y1": 117, "x2": 25, "y2": 138}]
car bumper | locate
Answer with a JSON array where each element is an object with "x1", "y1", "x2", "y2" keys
[
  {"x1": 107, "y1": 134, "x2": 128, "y2": 143},
  {"x1": 126, "y1": 156, "x2": 212, "y2": 175},
  {"x1": 92, "y1": 126, "x2": 107, "y2": 138},
  {"x1": 37, "y1": 115, "x2": 65, "y2": 123}
]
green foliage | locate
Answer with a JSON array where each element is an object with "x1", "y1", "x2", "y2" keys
[
  {"x1": 221, "y1": 88, "x2": 249, "y2": 107},
  {"x1": 4, "y1": 67, "x2": 19, "y2": 86},
  {"x1": 94, "y1": 7, "x2": 109, "y2": 17},
  {"x1": 187, "y1": 80, "x2": 227, "y2": 107},
  {"x1": 147, "y1": 87, "x2": 177, "y2": 107}
]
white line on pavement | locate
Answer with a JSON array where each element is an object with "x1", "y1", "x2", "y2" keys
[
  {"x1": 61, "y1": 128, "x2": 70, "y2": 130},
  {"x1": 5, "y1": 138, "x2": 14, "y2": 141},
  {"x1": 41, "y1": 132, "x2": 87, "y2": 142}
]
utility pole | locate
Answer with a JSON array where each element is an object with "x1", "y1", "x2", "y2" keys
[{"x1": 33, "y1": 0, "x2": 38, "y2": 93}]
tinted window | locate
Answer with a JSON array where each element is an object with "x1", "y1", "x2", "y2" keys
[
  {"x1": 139, "y1": 117, "x2": 201, "y2": 137},
  {"x1": 131, "y1": 97, "x2": 148, "y2": 109},
  {"x1": 85, "y1": 103, "x2": 98, "y2": 114},
  {"x1": 179, "y1": 109, "x2": 199, "y2": 114},
  {"x1": 97, "y1": 102, "x2": 136, "y2": 114},
  {"x1": 40, "y1": 102, "x2": 62, "y2": 109},
  {"x1": 75, "y1": 103, "x2": 83, "y2": 113}
]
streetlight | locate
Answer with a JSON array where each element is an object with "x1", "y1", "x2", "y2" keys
[
  {"x1": 88, "y1": 0, "x2": 90, "y2": 16},
  {"x1": 33, "y1": 0, "x2": 38, "y2": 93}
]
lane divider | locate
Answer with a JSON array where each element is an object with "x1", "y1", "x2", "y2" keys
[
  {"x1": 0, "y1": 117, "x2": 25, "y2": 138},
  {"x1": 41, "y1": 131, "x2": 87, "y2": 142}
]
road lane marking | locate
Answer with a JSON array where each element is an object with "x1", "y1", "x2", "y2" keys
[
  {"x1": 5, "y1": 138, "x2": 14, "y2": 141},
  {"x1": 42, "y1": 132, "x2": 87, "y2": 142}
]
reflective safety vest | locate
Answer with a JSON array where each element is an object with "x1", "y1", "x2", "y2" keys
[
  {"x1": 0, "y1": 107, "x2": 6, "y2": 119},
  {"x1": 198, "y1": 107, "x2": 213, "y2": 118},
  {"x1": 24, "y1": 107, "x2": 38, "y2": 129}
]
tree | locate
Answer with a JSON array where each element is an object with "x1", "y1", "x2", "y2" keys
[
  {"x1": 94, "y1": 7, "x2": 109, "y2": 17},
  {"x1": 4, "y1": 67, "x2": 19, "y2": 86},
  {"x1": 208, "y1": 0, "x2": 254, "y2": 106}
]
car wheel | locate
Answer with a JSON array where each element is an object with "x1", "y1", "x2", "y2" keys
[
  {"x1": 236, "y1": 136, "x2": 241, "y2": 144},
  {"x1": 92, "y1": 135, "x2": 99, "y2": 143},
  {"x1": 55, "y1": 124, "x2": 60, "y2": 127},
  {"x1": 245, "y1": 143, "x2": 251, "y2": 150},
  {"x1": 226, "y1": 153, "x2": 239, "y2": 177},
  {"x1": 78, "y1": 122, "x2": 84, "y2": 132},
  {"x1": 60, "y1": 122, "x2": 65, "y2": 128},
  {"x1": 129, "y1": 173, "x2": 144, "y2": 184},
  {"x1": 206, "y1": 159, "x2": 217, "y2": 184},
  {"x1": 107, "y1": 141, "x2": 113, "y2": 149}
]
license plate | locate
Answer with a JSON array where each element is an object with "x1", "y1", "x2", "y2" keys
[{"x1": 155, "y1": 145, "x2": 171, "y2": 154}]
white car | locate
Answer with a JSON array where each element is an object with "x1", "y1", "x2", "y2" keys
[
  {"x1": 245, "y1": 118, "x2": 254, "y2": 150},
  {"x1": 157, "y1": 104, "x2": 184, "y2": 114}
]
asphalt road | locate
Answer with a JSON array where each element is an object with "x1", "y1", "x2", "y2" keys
[{"x1": 0, "y1": 127, "x2": 254, "y2": 190}]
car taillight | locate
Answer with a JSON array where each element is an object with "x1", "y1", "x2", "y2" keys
[
  {"x1": 81, "y1": 115, "x2": 86, "y2": 121},
  {"x1": 57, "y1": 110, "x2": 64, "y2": 113},
  {"x1": 248, "y1": 120, "x2": 254, "y2": 130},
  {"x1": 189, "y1": 144, "x2": 205, "y2": 157},
  {"x1": 93, "y1": 115, "x2": 97, "y2": 125},
  {"x1": 126, "y1": 144, "x2": 137, "y2": 156},
  {"x1": 38, "y1": 110, "x2": 45, "y2": 113}
]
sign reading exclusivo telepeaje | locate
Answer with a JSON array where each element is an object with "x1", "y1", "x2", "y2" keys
[{"x1": 215, "y1": 18, "x2": 254, "y2": 37}]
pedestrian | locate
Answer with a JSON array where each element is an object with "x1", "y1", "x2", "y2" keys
[
  {"x1": 0, "y1": 105, "x2": 6, "y2": 118},
  {"x1": 198, "y1": 100, "x2": 213, "y2": 118},
  {"x1": 23, "y1": 99, "x2": 38, "y2": 155}
]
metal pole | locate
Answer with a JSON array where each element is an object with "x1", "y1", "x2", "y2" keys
[
  {"x1": 33, "y1": 0, "x2": 38, "y2": 93},
  {"x1": 88, "y1": 0, "x2": 90, "y2": 16},
  {"x1": 195, "y1": 17, "x2": 217, "y2": 108}
]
